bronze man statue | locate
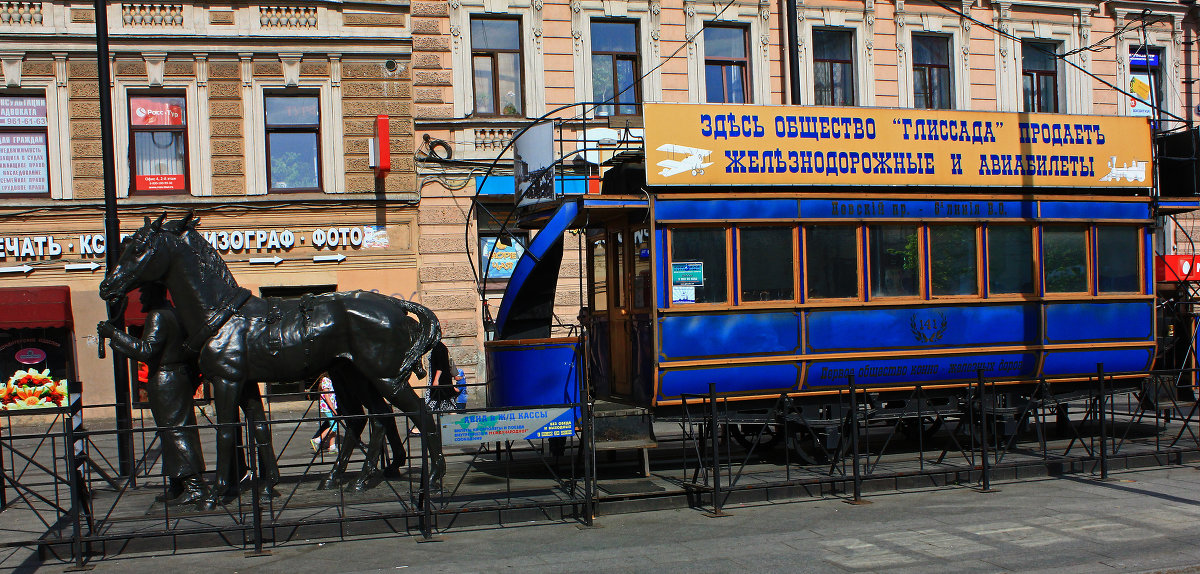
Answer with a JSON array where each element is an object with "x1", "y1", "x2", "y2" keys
[{"x1": 98, "y1": 282, "x2": 208, "y2": 505}]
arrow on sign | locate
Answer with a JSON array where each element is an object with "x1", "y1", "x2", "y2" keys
[
  {"x1": 313, "y1": 254, "x2": 347, "y2": 263},
  {"x1": 65, "y1": 262, "x2": 102, "y2": 271},
  {"x1": 0, "y1": 264, "x2": 33, "y2": 274},
  {"x1": 249, "y1": 256, "x2": 283, "y2": 265}
]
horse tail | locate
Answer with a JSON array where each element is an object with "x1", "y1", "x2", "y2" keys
[{"x1": 395, "y1": 299, "x2": 440, "y2": 381}]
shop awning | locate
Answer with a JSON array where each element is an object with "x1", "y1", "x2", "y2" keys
[{"x1": 0, "y1": 286, "x2": 73, "y2": 329}]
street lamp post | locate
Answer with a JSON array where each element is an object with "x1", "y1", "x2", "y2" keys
[{"x1": 93, "y1": 0, "x2": 135, "y2": 478}]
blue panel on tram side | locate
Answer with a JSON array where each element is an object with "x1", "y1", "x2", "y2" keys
[
  {"x1": 658, "y1": 362, "x2": 801, "y2": 400},
  {"x1": 485, "y1": 341, "x2": 580, "y2": 409},
  {"x1": 1042, "y1": 348, "x2": 1153, "y2": 376},
  {"x1": 806, "y1": 304, "x2": 1038, "y2": 353},
  {"x1": 655, "y1": 228, "x2": 668, "y2": 309},
  {"x1": 800, "y1": 199, "x2": 1029, "y2": 219},
  {"x1": 659, "y1": 312, "x2": 801, "y2": 360},
  {"x1": 655, "y1": 199, "x2": 799, "y2": 221},
  {"x1": 1044, "y1": 301, "x2": 1153, "y2": 343},
  {"x1": 1039, "y1": 201, "x2": 1149, "y2": 220},
  {"x1": 805, "y1": 352, "x2": 1038, "y2": 388}
]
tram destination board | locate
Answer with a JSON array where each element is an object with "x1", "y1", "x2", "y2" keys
[
  {"x1": 441, "y1": 408, "x2": 575, "y2": 445},
  {"x1": 643, "y1": 103, "x2": 1152, "y2": 188}
]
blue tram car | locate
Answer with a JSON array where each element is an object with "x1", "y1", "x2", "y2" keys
[{"x1": 485, "y1": 103, "x2": 1194, "y2": 445}]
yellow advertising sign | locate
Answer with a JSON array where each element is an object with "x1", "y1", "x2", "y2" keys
[{"x1": 642, "y1": 103, "x2": 1153, "y2": 188}]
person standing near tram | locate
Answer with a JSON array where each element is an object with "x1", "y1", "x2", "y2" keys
[{"x1": 98, "y1": 282, "x2": 207, "y2": 505}]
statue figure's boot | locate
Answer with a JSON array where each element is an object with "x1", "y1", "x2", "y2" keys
[
  {"x1": 155, "y1": 478, "x2": 184, "y2": 503},
  {"x1": 168, "y1": 474, "x2": 209, "y2": 506}
]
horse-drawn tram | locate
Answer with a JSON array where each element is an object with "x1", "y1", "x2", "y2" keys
[{"x1": 486, "y1": 103, "x2": 1195, "y2": 458}]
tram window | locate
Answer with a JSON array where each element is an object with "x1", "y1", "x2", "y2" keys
[
  {"x1": 632, "y1": 227, "x2": 652, "y2": 309},
  {"x1": 670, "y1": 228, "x2": 728, "y2": 304},
  {"x1": 739, "y1": 227, "x2": 795, "y2": 302},
  {"x1": 591, "y1": 237, "x2": 608, "y2": 312},
  {"x1": 806, "y1": 225, "x2": 858, "y2": 299},
  {"x1": 869, "y1": 225, "x2": 920, "y2": 298},
  {"x1": 929, "y1": 225, "x2": 978, "y2": 296},
  {"x1": 1096, "y1": 226, "x2": 1140, "y2": 293},
  {"x1": 1043, "y1": 225, "x2": 1088, "y2": 293},
  {"x1": 988, "y1": 225, "x2": 1035, "y2": 294}
]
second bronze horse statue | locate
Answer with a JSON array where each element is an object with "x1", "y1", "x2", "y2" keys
[{"x1": 98, "y1": 214, "x2": 446, "y2": 507}]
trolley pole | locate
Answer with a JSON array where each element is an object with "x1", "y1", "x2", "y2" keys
[
  {"x1": 846, "y1": 374, "x2": 868, "y2": 505},
  {"x1": 1097, "y1": 363, "x2": 1109, "y2": 481}
]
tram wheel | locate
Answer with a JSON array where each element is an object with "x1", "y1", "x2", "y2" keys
[
  {"x1": 728, "y1": 424, "x2": 783, "y2": 451},
  {"x1": 897, "y1": 416, "x2": 944, "y2": 444},
  {"x1": 785, "y1": 427, "x2": 830, "y2": 465}
]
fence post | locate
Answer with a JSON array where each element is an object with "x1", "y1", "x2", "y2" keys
[
  {"x1": 708, "y1": 383, "x2": 723, "y2": 515},
  {"x1": 63, "y1": 403, "x2": 89, "y2": 571},
  {"x1": 847, "y1": 374, "x2": 868, "y2": 505},
  {"x1": 245, "y1": 418, "x2": 268, "y2": 557},
  {"x1": 1097, "y1": 363, "x2": 1108, "y2": 480},
  {"x1": 977, "y1": 369, "x2": 995, "y2": 493},
  {"x1": 419, "y1": 422, "x2": 434, "y2": 540}
]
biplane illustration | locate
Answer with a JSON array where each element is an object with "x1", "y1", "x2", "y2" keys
[
  {"x1": 656, "y1": 143, "x2": 714, "y2": 177},
  {"x1": 1098, "y1": 156, "x2": 1148, "y2": 183}
]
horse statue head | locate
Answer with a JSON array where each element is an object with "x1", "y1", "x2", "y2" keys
[{"x1": 98, "y1": 212, "x2": 187, "y2": 302}]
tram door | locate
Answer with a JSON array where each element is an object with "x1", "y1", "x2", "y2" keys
[{"x1": 590, "y1": 219, "x2": 651, "y2": 400}]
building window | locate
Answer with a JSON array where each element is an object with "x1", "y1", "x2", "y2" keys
[
  {"x1": 591, "y1": 20, "x2": 640, "y2": 116},
  {"x1": 129, "y1": 95, "x2": 187, "y2": 194},
  {"x1": 1022, "y1": 41, "x2": 1059, "y2": 113},
  {"x1": 0, "y1": 94, "x2": 50, "y2": 196},
  {"x1": 669, "y1": 227, "x2": 727, "y2": 305},
  {"x1": 1129, "y1": 46, "x2": 1163, "y2": 120},
  {"x1": 813, "y1": 29, "x2": 855, "y2": 106},
  {"x1": 704, "y1": 25, "x2": 749, "y2": 104},
  {"x1": 912, "y1": 35, "x2": 952, "y2": 110},
  {"x1": 264, "y1": 94, "x2": 321, "y2": 192},
  {"x1": 471, "y1": 18, "x2": 524, "y2": 117}
]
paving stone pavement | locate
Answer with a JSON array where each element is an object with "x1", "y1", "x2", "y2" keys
[{"x1": 5, "y1": 464, "x2": 1200, "y2": 573}]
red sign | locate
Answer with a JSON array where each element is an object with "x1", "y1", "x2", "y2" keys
[
  {"x1": 129, "y1": 97, "x2": 185, "y2": 126},
  {"x1": 135, "y1": 174, "x2": 185, "y2": 191},
  {"x1": 1156, "y1": 255, "x2": 1200, "y2": 282},
  {"x1": 373, "y1": 114, "x2": 390, "y2": 176},
  {"x1": 14, "y1": 347, "x2": 46, "y2": 365}
]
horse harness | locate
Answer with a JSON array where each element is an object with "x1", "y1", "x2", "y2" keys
[{"x1": 183, "y1": 287, "x2": 252, "y2": 354}]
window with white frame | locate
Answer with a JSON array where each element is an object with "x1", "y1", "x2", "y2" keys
[
  {"x1": 264, "y1": 93, "x2": 321, "y2": 192},
  {"x1": 1022, "y1": 40, "x2": 1059, "y2": 113},
  {"x1": 0, "y1": 94, "x2": 50, "y2": 196},
  {"x1": 704, "y1": 24, "x2": 750, "y2": 104},
  {"x1": 591, "y1": 19, "x2": 641, "y2": 116},
  {"x1": 912, "y1": 34, "x2": 952, "y2": 110},
  {"x1": 471, "y1": 17, "x2": 524, "y2": 117},
  {"x1": 813, "y1": 28, "x2": 855, "y2": 106}
]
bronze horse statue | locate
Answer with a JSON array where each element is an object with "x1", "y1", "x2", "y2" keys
[{"x1": 98, "y1": 214, "x2": 445, "y2": 507}]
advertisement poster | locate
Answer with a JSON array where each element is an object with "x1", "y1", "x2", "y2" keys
[
  {"x1": 0, "y1": 96, "x2": 47, "y2": 127},
  {"x1": 1128, "y1": 72, "x2": 1155, "y2": 118},
  {"x1": 135, "y1": 174, "x2": 185, "y2": 191},
  {"x1": 441, "y1": 408, "x2": 575, "y2": 445},
  {"x1": 0, "y1": 132, "x2": 49, "y2": 195},
  {"x1": 0, "y1": 334, "x2": 70, "y2": 412},
  {"x1": 643, "y1": 103, "x2": 1153, "y2": 188},
  {"x1": 129, "y1": 97, "x2": 185, "y2": 126},
  {"x1": 513, "y1": 122, "x2": 556, "y2": 208},
  {"x1": 481, "y1": 236, "x2": 525, "y2": 281}
]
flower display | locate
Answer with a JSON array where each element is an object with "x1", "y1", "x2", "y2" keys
[{"x1": 1, "y1": 369, "x2": 69, "y2": 411}]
